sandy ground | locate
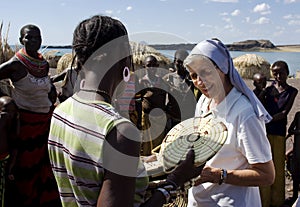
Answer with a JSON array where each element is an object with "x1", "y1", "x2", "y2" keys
[
  {"x1": 242, "y1": 45, "x2": 300, "y2": 53},
  {"x1": 276, "y1": 45, "x2": 300, "y2": 53}
]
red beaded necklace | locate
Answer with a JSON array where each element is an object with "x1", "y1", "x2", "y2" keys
[{"x1": 15, "y1": 48, "x2": 48, "y2": 76}]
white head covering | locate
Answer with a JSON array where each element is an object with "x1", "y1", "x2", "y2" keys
[{"x1": 185, "y1": 39, "x2": 272, "y2": 123}]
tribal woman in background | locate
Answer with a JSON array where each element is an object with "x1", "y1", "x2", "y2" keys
[{"x1": 0, "y1": 24, "x2": 61, "y2": 207}]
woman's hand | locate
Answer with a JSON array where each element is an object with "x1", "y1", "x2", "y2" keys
[{"x1": 193, "y1": 166, "x2": 221, "y2": 185}]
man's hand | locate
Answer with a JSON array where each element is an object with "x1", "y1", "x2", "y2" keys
[{"x1": 166, "y1": 149, "x2": 205, "y2": 188}]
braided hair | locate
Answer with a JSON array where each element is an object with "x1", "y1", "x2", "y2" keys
[{"x1": 72, "y1": 15, "x2": 130, "y2": 70}]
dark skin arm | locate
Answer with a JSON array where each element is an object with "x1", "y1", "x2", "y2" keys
[
  {"x1": 0, "y1": 99, "x2": 19, "y2": 180},
  {"x1": 97, "y1": 122, "x2": 139, "y2": 207},
  {"x1": 97, "y1": 122, "x2": 167, "y2": 207},
  {"x1": 0, "y1": 114, "x2": 9, "y2": 155},
  {"x1": 50, "y1": 69, "x2": 68, "y2": 83},
  {"x1": 1, "y1": 58, "x2": 53, "y2": 105},
  {"x1": 97, "y1": 122, "x2": 204, "y2": 207},
  {"x1": 288, "y1": 112, "x2": 300, "y2": 136},
  {"x1": 271, "y1": 89, "x2": 298, "y2": 122},
  {"x1": 257, "y1": 89, "x2": 268, "y2": 105},
  {"x1": 289, "y1": 129, "x2": 300, "y2": 135},
  {"x1": 0, "y1": 58, "x2": 27, "y2": 82},
  {"x1": 0, "y1": 57, "x2": 50, "y2": 81},
  {"x1": 7, "y1": 125, "x2": 18, "y2": 181},
  {"x1": 140, "y1": 149, "x2": 204, "y2": 207},
  {"x1": 286, "y1": 112, "x2": 300, "y2": 160}
]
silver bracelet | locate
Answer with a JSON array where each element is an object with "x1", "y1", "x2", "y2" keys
[{"x1": 156, "y1": 187, "x2": 171, "y2": 203}]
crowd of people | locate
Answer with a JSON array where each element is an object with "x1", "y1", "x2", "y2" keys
[
  {"x1": 0, "y1": 15, "x2": 299, "y2": 207},
  {"x1": 252, "y1": 61, "x2": 299, "y2": 207}
]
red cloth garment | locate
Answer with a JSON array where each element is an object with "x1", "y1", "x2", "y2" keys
[{"x1": 5, "y1": 109, "x2": 61, "y2": 207}]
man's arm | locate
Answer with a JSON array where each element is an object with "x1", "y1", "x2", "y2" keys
[{"x1": 97, "y1": 122, "x2": 140, "y2": 207}]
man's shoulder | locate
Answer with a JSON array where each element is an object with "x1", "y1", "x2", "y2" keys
[{"x1": 288, "y1": 84, "x2": 298, "y2": 93}]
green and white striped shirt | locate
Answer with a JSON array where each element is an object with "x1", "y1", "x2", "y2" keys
[{"x1": 48, "y1": 94, "x2": 148, "y2": 207}]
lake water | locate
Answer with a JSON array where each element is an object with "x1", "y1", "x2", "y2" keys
[
  {"x1": 42, "y1": 48, "x2": 300, "y2": 76},
  {"x1": 159, "y1": 50, "x2": 300, "y2": 77}
]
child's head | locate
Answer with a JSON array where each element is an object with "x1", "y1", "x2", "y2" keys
[
  {"x1": 144, "y1": 55, "x2": 159, "y2": 79},
  {"x1": 174, "y1": 49, "x2": 189, "y2": 76},
  {"x1": 270, "y1": 60, "x2": 289, "y2": 84},
  {"x1": 253, "y1": 73, "x2": 267, "y2": 91}
]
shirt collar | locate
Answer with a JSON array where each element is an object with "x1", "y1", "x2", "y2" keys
[{"x1": 211, "y1": 87, "x2": 242, "y2": 118}]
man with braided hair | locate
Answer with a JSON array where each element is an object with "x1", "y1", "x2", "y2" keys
[{"x1": 48, "y1": 15, "x2": 204, "y2": 207}]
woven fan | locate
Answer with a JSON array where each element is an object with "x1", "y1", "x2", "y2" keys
[{"x1": 158, "y1": 115, "x2": 228, "y2": 173}]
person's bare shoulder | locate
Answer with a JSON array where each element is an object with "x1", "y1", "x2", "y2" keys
[
  {"x1": 0, "y1": 57, "x2": 23, "y2": 71},
  {"x1": 0, "y1": 58, "x2": 27, "y2": 80}
]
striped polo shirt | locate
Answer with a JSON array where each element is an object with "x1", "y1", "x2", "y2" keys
[{"x1": 48, "y1": 94, "x2": 148, "y2": 207}]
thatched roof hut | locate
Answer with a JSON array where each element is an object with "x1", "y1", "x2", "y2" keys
[
  {"x1": 53, "y1": 42, "x2": 171, "y2": 75},
  {"x1": 43, "y1": 50, "x2": 63, "y2": 68},
  {"x1": 130, "y1": 41, "x2": 171, "y2": 69},
  {"x1": 233, "y1": 54, "x2": 271, "y2": 79},
  {"x1": 56, "y1": 53, "x2": 75, "y2": 75}
]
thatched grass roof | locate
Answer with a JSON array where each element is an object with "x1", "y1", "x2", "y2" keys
[
  {"x1": 233, "y1": 54, "x2": 271, "y2": 79},
  {"x1": 130, "y1": 41, "x2": 171, "y2": 69},
  {"x1": 53, "y1": 42, "x2": 171, "y2": 74},
  {"x1": 43, "y1": 50, "x2": 63, "y2": 68},
  {"x1": 56, "y1": 53, "x2": 75, "y2": 74}
]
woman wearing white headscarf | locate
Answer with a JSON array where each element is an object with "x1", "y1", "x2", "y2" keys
[{"x1": 184, "y1": 39, "x2": 275, "y2": 207}]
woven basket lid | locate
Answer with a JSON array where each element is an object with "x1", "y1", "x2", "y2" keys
[{"x1": 158, "y1": 114, "x2": 228, "y2": 173}]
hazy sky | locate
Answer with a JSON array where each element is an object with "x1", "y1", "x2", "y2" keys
[{"x1": 1, "y1": 0, "x2": 300, "y2": 46}]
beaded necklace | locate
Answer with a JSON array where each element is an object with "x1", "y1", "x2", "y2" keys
[
  {"x1": 80, "y1": 88, "x2": 111, "y2": 103},
  {"x1": 15, "y1": 48, "x2": 48, "y2": 76}
]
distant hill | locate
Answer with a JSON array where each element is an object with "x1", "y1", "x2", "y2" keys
[
  {"x1": 149, "y1": 43, "x2": 196, "y2": 51},
  {"x1": 43, "y1": 40, "x2": 300, "y2": 52},
  {"x1": 226, "y1": 40, "x2": 277, "y2": 51},
  {"x1": 149, "y1": 40, "x2": 278, "y2": 51}
]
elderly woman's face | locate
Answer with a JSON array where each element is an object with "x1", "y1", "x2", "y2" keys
[{"x1": 187, "y1": 57, "x2": 225, "y2": 99}]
